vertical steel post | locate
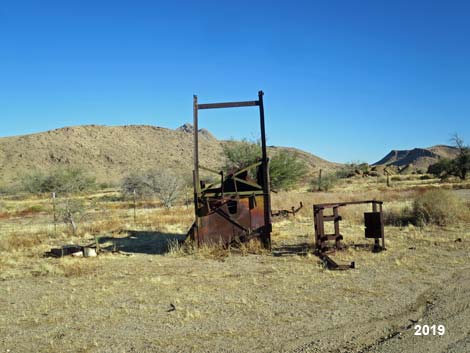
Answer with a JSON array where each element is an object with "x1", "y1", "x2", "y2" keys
[
  {"x1": 258, "y1": 90, "x2": 271, "y2": 249},
  {"x1": 372, "y1": 201, "x2": 380, "y2": 250},
  {"x1": 193, "y1": 95, "x2": 200, "y2": 243},
  {"x1": 333, "y1": 206, "x2": 340, "y2": 249},
  {"x1": 379, "y1": 203, "x2": 385, "y2": 249}
]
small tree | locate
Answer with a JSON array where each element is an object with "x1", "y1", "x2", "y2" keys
[
  {"x1": 222, "y1": 139, "x2": 308, "y2": 191},
  {"x1": 428, "y1": 135, "x2": 470, "y2": 180},
  {"x1": 121, "y1": 169, "x2": 184, "y2": 208},
  {"x1": 223, "y1": 139, "x2": 261, "y2": 171},
  {"x1": 57, "y1": 198, "x2": 87, "y2": 235},
  {"x1": 149, "y1": 170, "x2": 184, "y2": 208},
  {"x1": 269, "y1": 150, "x2": 308, "y2": 190},
  {"x1": 121, "y1": 172, "x2": 151, "y2": 197},
  {"x1": 427, "y1": 158, "x2": 454, "y2": 179}
]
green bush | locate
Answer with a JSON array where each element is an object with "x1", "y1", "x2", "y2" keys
[
  {"x1": 223, "y1": 139, "x2": 261, "y2": 171},
  {"x1": 222, "y1": 139, "x2": 308, "y2": 191},
  {"x1": 21, "y1": 167, "x2": 95, "y2": 194},
  {"x1": 269, "y1": 150, "x2": 308, "y2": 190},
  {"x1": 311, "y1": 173, "x2": 338, "y2": 192}
]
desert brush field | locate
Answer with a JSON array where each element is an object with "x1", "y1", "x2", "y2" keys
[{"x1": 1, "y1": 176, "x2": 470, "y2": 353}]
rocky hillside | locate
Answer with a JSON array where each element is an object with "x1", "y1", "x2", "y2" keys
[
  {"x1": 372, "y1": 145, "x2": 458, "y2": 173},
  {"x1": 0, "y1": 124, "x2": 338, "y2": 187}
]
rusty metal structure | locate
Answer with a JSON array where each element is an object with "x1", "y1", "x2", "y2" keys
[
  {"x1": 188, "y1": 91, "x2": 272, "y2": 249},
  {"x1": 271, "y1": 202, "x2": 303, "y2": 218},
  {"x1": 313, "y1": 200, "x2": 385, "y2": 269}
]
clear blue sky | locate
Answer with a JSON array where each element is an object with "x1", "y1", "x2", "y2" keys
[{"x1": 1, "y1": 0, "x2": 469, "y2": 163}]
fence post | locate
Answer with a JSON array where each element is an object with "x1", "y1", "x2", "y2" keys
[
  {"x1": 133, "y1": 189, "x2": 137, "y2": 225},
  {"x1": 52, "y1": 192, "x2": 57, "y2": 236}
]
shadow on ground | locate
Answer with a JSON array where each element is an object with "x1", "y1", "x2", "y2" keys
[{"x1": 99, "y1": 231, "x2": 187, "y2": 255}]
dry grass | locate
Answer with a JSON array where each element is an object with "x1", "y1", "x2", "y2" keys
[
  {"x1": 0, "y1": 183, "x2": 470, "y2": 352},
  {"x1": 0, "y1": 230, "x2": 50, "y2": 252}
]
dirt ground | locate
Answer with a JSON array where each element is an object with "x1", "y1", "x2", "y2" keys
[
  {"x1": 1, "y1": 215, "x2": 469, "y2": 353},
  {"x1": 1, "y1": 186, "x2": 469, "y2": 352}
]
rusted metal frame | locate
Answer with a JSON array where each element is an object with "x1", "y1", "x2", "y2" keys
[
  {"x1": 292, "y1": 201, "x2": 303, "y2": 216},
  {"x1": 319, "y1": 253, "x2": 355, "y2": 270},
  {"x1": 313, "y1": 206, "x2": 320, "y2": 251},
  {"x1": 231, "y1": 161, "x2": 262, "y2": 177},
  {"x1": 232, "y1": 176, "x2": 263, "y2": 190},
  {"x1": 272, "y1": 202, "x2": 303, "y2": 217},
  {"x1": 202, "y1": 190, "x2": 264, "y2": 197},
  {"x1": 372, "y1": 202, "x2": 380, "y2": 251},
  {"x1": 199, "y1": 165, "x2": 221, "y2": 175},
  {"x1": 333, "y1": 206, "x2": 341, "y2": 249},
  {"x1": 198, "y1": 165, "x2": 223, "y2": 192},
  {"x1": 198, "y1": 100, "x2": 259, "y2": 110},
  {"x1": 232, "y1": 173, "x2": 239, "y2": 198},
  {"x1": 316, "y1": 207, "x2": 326, "y2": 252},
  {"x1": 192, "y1": 91, "x2": 271, "y2": 249},
  {"x1": 258, "y1": 91, "x2": 272, "y2": 249},
  {"x1": 221, "y1": 171, "x2": 224, "y2": 199},
  {"x1": 379, "y1": 203, "x2": 385, "y2": 249},
  {"x1": 193, "y1": 96, "x2": 200, "y2": 242},
  {"x1": 314, "y1": 200, "x2": 383, "y2": 209}
]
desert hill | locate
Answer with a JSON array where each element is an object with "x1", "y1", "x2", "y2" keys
[
  {"x1": 372, "y1": 145, "x2": 458, "y2": 173},
  {"x1": 0, "y1": 124, "x2": 338, "y2": 187}
]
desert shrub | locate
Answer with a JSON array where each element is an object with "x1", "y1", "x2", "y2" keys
[
  {"x1": 311, "y1": 173, "x2": 338, "y2": 191},
  {"x1": 122, "y1": 169, "x2": 185, "y2": 208},
  {"x1": 410, "y1": 189, "x2": 462, "y2": 226},
  {"x1": 21, "y1": 166, "x2": 95, "y2": 194},
  {"x1": 382, "y1": 206, "x2": 413, "y2": 226},
  {"x1": 336, "y1": 162, "x2": 369, "y2": 178},
  {"x1": 57, "y1": 198, "x2": 88, "y2": 235},
  {"x1": 122, "y1": 172, "x2": 149, "y2": 197}
]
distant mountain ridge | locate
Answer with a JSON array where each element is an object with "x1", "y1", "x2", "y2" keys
[
  {"x1": 0, "y1": 124, "x2": 338, "y2": 187},
  {"x1": 372, "y1": 145, "x2": 458, "y2": 172}
]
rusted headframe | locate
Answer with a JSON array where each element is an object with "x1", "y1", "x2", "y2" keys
[{"x1": 187, "y1": 91, "x2": 272, "y2": 249}]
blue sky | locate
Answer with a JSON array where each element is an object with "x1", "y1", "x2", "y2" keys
[{"x1": 1, "y1": 0, "x2": 469, "y2": 163}]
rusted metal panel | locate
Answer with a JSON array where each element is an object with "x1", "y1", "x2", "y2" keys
[
  {"x1": 191, "y1": 196, "x2": 265, "y2": 245},
  {"x1": 364, "y1": 212, "x2": 383, "y2": 238}
]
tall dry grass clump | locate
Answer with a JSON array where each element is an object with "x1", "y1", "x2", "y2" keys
[
  {"x1": 0, "y1": 231, "x2": 49, "y2": 252},
  {"x1": 410, "y1": 189, "x2": 465, "y2": 226}
]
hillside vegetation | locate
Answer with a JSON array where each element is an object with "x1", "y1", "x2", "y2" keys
[{"x1": 0, "y1": 124, "x2": 339, "y2": 188}]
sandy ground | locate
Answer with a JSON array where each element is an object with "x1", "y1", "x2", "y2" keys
[{"x1": 1, "y1": 218, "x2": 469, "y2": 353}]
